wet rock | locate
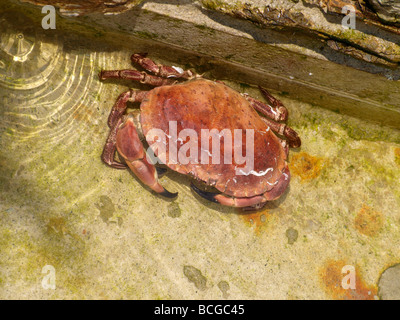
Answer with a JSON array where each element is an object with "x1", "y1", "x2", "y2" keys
[
  {"x1": 368, "y1": 0, "x2": 400, "y2": 24},
  {"x1": 378, "y1": 264, "x2": 400, "y2": 299},
  {"x1": 201, "y1": 0, "x2": 400, "y2": 64},
  {"x1": 18, "y1": 0, "x2": 143, "y2": 16}
]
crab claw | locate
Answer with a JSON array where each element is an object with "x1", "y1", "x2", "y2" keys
[
  {"x1": 258, "y1": 85, "x2": 289, "y2": 121},
  {"x1": 115, "y1": 115, "x2": 178, "y2": 199},
  {"x1": 190, "y1": 183, "x2": 265, "y2": 207},
  {"x1": 160, "y1": 188, "x2": 178, "y2": 199}
]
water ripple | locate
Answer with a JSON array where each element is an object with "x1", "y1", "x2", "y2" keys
[{"x1": 0, "y1": 11, "x2": 119, "y2": 189}]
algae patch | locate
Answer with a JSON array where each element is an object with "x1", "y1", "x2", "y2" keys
[
  {"x1": 95, "y1": 195, "x2": 115, "y2": 224},
  {"x1": 285, "y1": 227, "x2": 299, "y2": 245},
  {"x1": 183, "y1": 265, "x2": 207, "y2": 291},
  {"x1": 47, "y1": 217, "x2": 67, "y2": 235},
  {"x1": 167, "y1": 202, "x2": 181, "y2": 218},
  {"x1": 217, "y1": 280, "x2": 230, "y2": 298}
]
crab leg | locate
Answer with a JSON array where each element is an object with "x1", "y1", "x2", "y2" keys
[
  {"x1": 102, "y1": 117, "x2": 127, "y2": 169},
  {"x1": 191, "y1": 183, "x2": 265, "y2": 207},
  {"x1": 107, "y1": 89, "x2": 148, "y2": 128},
  {"x1": 102, "y1": 89, "x2": 147, "y2": 168},
  {"x1": 260, "y1": 117, "x2": 301, "y2": 148},
  {"x1": 259, "y1": 86, "x2": 290, "y2": 118},
  {"x1": 115, "y1": 114, "x2": 177, "y2": 198},
  {"x1": 191, "y1": 182, "x2": 269, "y2": 208},
  {"x1": 243, "y1": 93, "x2": 288, "y2": 122},
  {"x1": 99, "y1": 69, "x2": 176, "y2": 87},
  {"x1": 277, "y1": 137, "x2": 289, "y2": 158},
  {"x1": 191, "y1": 164, "x2": 291, "y2": 208},
  {"x1": 131, "y1": 53, "x2": 195, "y2": 80}
]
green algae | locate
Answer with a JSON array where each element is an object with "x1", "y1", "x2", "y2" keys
[
  {"x1": 294, "y1": 104, "x2": 400, "y2": 145},
  {"x1": 95, "y1": 195, "x2": 116, "y2": 224},
  {"x1": 286, "y1": 227, "x2": 299, "y2": 245},
  {"x1": 217, "y1": 280, "x2": 230, "y2": 298},
  {"x1": 201, "y1": 0, "x2": 232, "y2": 11},
  {"x1": 134, "y1": 30, "x2": 159, "y2": 40},
  {"x1": 183, "y1": 265, "x2": 207, "y2": 291},
  {"x1": 167, "y1": 202, "x2": 182, "y2": 218}
]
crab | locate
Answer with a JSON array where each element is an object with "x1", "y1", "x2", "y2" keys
[{"x1": 99, "y1": 53, "x2": 301, "y2": 209}]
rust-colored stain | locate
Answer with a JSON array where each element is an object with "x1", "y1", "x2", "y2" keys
[
  {"x1": 354, "y1": 204, "x2": 384, "y2": 237},
  {"x1": 320, "y1": 259, "x2": 377, "y2": 300},
  {"x1": 289, "y1": 152, "x2": 325, "y2": 181},
  {"x1": 239, "y1": 210, "x2": 270, "y2": 234},
  {"x1": 73, "y1": 105, "x2": 95, "y2": 125},
  {"x1": 395, "y1": 148, "x2": 400, "y2": 166}
]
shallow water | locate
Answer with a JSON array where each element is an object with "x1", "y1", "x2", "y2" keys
[{"x1": 1, "y1": 7, "x2": 400, "y2": 299}]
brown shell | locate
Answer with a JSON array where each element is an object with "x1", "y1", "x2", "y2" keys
[{"x1": 140, "y1": 79, "x2": 287, "y2": 198}]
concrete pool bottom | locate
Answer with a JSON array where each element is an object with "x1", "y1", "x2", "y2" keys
[
  {"x1": 1, "y1": 60, "x2": 400, "y2": 298},
  {"x1": 0, "y1": 0, "x2": 400, "y2": 299}
]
